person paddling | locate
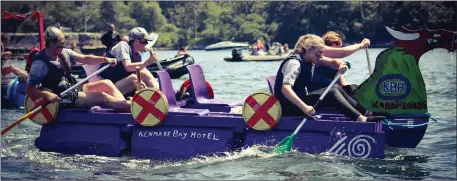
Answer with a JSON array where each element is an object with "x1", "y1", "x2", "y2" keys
[
  {"x1": 26, "y1": 26, "x2": 130, "y2": 111},
  {"x1": 309, "y1": 31, "x2": 371, "y2": 93},
  {"x1": 312, "y1": 31, "x2": 389, "y2": 117},
  {"x1": 274, "y1": 34, "x2": 384, "y2": 122},
  {"x1": 98, "y1": 27, "x2": 159, "y2": 97}
]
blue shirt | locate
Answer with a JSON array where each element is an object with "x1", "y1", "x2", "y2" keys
[{"x1": 27, "y1": 49, "x2": 77, "y2": 86}]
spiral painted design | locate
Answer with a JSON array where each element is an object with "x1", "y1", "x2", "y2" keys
[{"x1": 347, "y1": 135, "x2": 376, "y2": 158}]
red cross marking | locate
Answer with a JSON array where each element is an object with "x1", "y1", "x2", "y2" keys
[
  {"x1": 134, "y1": 91, "x2": 166, "y2": 124},
  {"x1": 245, "y1": 95, "x2": 278, "y2": 128},
  {"x1": 29, "y1": 97, "x2": 53, "y2": 122}
]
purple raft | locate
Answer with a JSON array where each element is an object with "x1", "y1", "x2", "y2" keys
[{"x1": 34, "y1": 64, "x2": 429, "y2": 160}]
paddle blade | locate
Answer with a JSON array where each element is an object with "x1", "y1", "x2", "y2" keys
[
  {"x1": 1, "y1": 107, "x2": 41, "y2": 135},
  {"x1": 272, "y1": 133, "x2": 297, "y2": 153}
]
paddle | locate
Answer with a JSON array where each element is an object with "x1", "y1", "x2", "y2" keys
[
  {"x1": 365, "y1": 47, "x2": 373, "y2": 75},
  {"x1": 272, "y1": 71, "x2": 344, "y2": 154},
  {"x1": 155, "y1": 59, "x2": 164, "y2": 71},
  {"x1": 1, "y1": 63, "x2": 112, "y2": 136},
  {"x1": 142, "y1": 48, "x2": 163, "y2": 71},
  {"x1": 151, "y1": 51, "x2": 164, "y2": 71},
  {"x1": 135, "y1": 66, "x2": 142, "y2": 91}
]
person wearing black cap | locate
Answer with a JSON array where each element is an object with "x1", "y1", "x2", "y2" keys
[
  {"x1": 99, "y1": 27, "x2": 160, "y2": 96},
  {"x1": 26, "y1": 26, "x2": 130, "y2": 111}
]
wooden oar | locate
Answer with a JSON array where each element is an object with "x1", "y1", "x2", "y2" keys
[
  {"x1": 135, "y1": 66, "x2": 142, "y2": 91},
  {"x1": 273, "y1": 71, "x2": 343, "y2": 154},
  {"x1": 1, "y1": 64, "x2": 112, "y2": 136},
  {"x1": 365, "y1": 47, "x2": 373, "y2": 75}
]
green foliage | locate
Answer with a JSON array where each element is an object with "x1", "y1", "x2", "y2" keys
[{"x1": 1, "y1": 1, "x2": 455, "y2": 48}]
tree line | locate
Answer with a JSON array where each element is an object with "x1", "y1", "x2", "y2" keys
[{"x1": 1, "y1": 1, "x2": 456, "y2": 48}]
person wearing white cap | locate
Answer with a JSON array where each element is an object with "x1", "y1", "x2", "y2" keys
[
  {"x1": 98, "y1": 27, "x2": 159, "y2": 96},
  {"x1": 25, "y1": 26, "x2": 130, "y2": 111}
]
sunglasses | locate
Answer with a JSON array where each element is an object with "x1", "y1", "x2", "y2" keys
[{"x1": 139, "y1": 39, "x2": 148, "y2": 45}]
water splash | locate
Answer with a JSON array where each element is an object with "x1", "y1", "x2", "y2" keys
[{"x1": 121, "y1": 145, "x2": 279, "y2": 170}]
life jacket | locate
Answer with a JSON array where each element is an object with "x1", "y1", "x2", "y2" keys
[
  {"x1": 274, "y1": 53, "x2": 314, "y2": 116},
  {"x1": 98, "y1": 41, "x2": 141, "y2": 83},
  {"x1": 25, "y1": 46, "x2": 41, "y2": 73},
  {"x1": 308, "y1": 66, "x2": 339, "y2": 92},
  {"x1": 31, "y1": 49, "x2": 77, "y2": 94}
]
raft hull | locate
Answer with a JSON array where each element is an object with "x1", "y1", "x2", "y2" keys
[
  {"x1": 32, "y1": 66, "x2": 429, "y2": 160},
  {"x1": 34, "y1": 108, "x2": 387, "y2": 160}
]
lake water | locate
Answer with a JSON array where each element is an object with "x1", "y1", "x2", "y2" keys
[{"x1": 1, "y1": 48, "x2": 456, "y2": 180}]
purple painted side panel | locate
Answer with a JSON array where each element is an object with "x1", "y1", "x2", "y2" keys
[
  {"x1": 33, "y1": 99, "x2": 427, "y2": 160},
  {"x1": 244, "y1": 118, "x2": 385, "y2": 158},
  {"x1": 129, "y1": 113, "x2": 246, "y2": 160},
  {"x1": 35, "y1": 122, "x2": 128, "y2": 157},
  {"x1": 131, "y1": 127, "x2": 234, "y2": 160},
  {"x1": 34, "y1": 109, "x2": 134, "y2": 156},
  {"x1": 183, "y1": 104, "x2": 234, "y2": 113}
]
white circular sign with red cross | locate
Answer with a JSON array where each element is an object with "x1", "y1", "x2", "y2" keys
[
  {"x1": 24, "y1": 89, "x2": 60, "y2": 125},
  {"x1": 242, "y1": 92, "x2": 282, "y2": 131},
  {"x1": 131, "y1": 88, "x2": 169, "y2": 127}
]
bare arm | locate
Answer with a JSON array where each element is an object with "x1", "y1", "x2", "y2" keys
[
  {"x1": 72, "y1": 52, "x2": 107, "y2": 65},
  {"x1": 318, "y1": 56, "x2": 344, "y2": 69},
  {"x1": 26, "y1": 84, "x2": 52, "y2": 99},
  {"x1": 2, "y1": 51, "x2": 12, "y2": 57},
  {"x1": 323, "y1": 44, "x2": 362, "y2": 58},
  {"x1": 323, "y1": 38, "x2": 370, "y2": 58},
  {"x1": 10, "y1": 65, "x2": 28, "y2": 77},
  {"x1": 281, "y1": 84, "x2": 310, "y2": 111},
  {"x1": 122, "y1": 52, "x2": 159, "y2": 72}
]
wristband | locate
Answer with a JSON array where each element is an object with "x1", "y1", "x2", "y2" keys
[{"x1": 104, "y1": 57, "x2": 109, "y2": 63}]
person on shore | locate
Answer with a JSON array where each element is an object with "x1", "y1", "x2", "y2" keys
[
  {"x1": 274, "y1": 34, "x2": 385, "y2": 122},
  {"x1": 26, "y1": 26, "x2": 130, "y2": 111},
  {"x1": 101, "y1": 24, "x2": 122, "y2": 56},
  {"x1": 98, "y1": 27, "x2": 160, "y2": 97}
]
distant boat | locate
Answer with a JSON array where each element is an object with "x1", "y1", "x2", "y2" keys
[
  {"x1": 224, "y1": 54, "x2": 289, "y2": 62},
  {"x1": 224, "y1": 44, "x2": 290, "y2": 62},
  {"x1": 205, "y1": 41, "x2": 249, "y2": 51}
]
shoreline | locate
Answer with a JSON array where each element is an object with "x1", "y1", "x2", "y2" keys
[{"x1": 3, "y1": 32, "x2": 394, "y2": 53}]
